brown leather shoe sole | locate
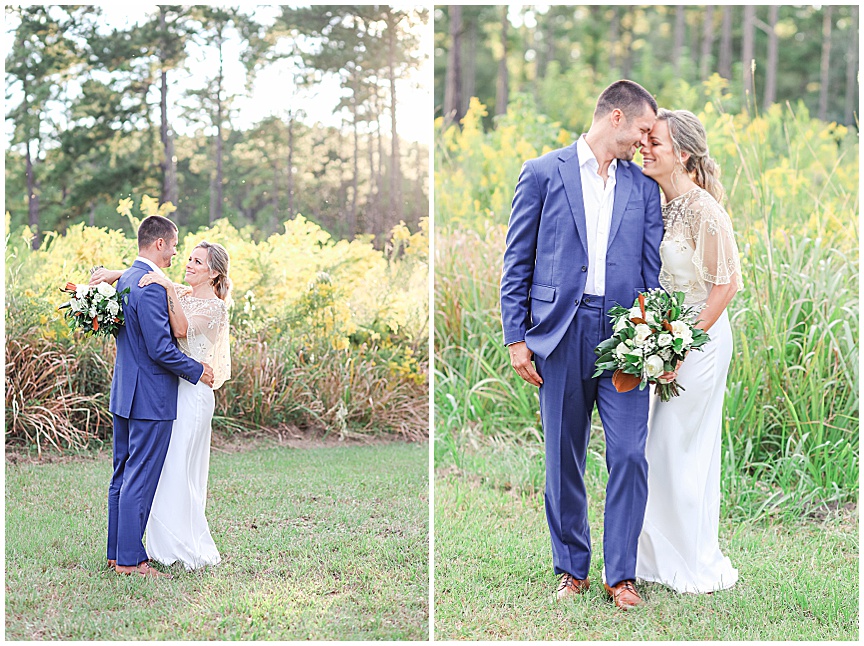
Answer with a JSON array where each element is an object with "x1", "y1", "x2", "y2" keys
[{"x1": 604, "y1": 581, "x2": 643, "y2": 609}]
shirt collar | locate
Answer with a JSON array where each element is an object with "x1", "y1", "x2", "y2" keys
[
  {"x1": 135, "y1": 256, "x2": 165, "y2": 276},
  {"x1": 577, "y1": 134, "x2": 617, "y2": 174}
]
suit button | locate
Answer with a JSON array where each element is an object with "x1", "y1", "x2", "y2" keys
[
  {"x1": 574, "y1": 299, "x2": 579, "y2": 306},
  {"x1": 581, "y1": 265, "x2": 587, "y2": 272}
]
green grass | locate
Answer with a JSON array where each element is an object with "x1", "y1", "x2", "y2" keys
[
  {"x1": 5, "y1": 441, "x2": 429, "y2": 640},
  {"x1": 434, "y1": 438, "x2": 858, "y2": 641}
]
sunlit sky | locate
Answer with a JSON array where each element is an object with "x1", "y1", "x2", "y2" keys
[{"x1": 4, "y1": 4, "x2": 432, "y2": 148}]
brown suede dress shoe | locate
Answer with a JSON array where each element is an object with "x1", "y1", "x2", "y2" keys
[
  {"x1": 604, "y1": 580, "x2": 643, "y2": 609},
  {"x1": 556, "y1": 573, "x2": 590, "y2": 600},
  {"x1": 115, "y1": 561, "x2": 173, "y2": 579},
  {"x1": 106, "y1": 559, "x2": 116, "y2": 569}
]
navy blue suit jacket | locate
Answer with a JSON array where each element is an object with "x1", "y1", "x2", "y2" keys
[
  {"x1": 501, "y1": 142, "x2": 664, "y2": 360},
  {"x1": 109, "y1": 261, "x2": 204, "y2": 420}
]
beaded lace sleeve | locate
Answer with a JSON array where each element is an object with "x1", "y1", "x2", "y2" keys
[
  {"x1": 178, "y1": 297, "x2": 231, "y2": 390},
  {"x1": 689, "y1": 190, "x2": 744, "y2": 290}
]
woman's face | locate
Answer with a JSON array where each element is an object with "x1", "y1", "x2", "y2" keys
[
  {"x1": 641, "y1": 119, "x2": 683, "y2": 182},
  {"x1": 185, "y1": 247, "x2": 216, "y2": 288}
]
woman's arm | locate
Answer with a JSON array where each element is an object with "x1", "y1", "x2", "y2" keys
[
  {"x1": 89, "y1": 268, "x2": 124, "y2": 285},
  {"x1": 138, "y1": 272, "x2": 189, "y2": 338},
  {"x1": 694, "y1": 280, "x2": 738, "y2": 332}
]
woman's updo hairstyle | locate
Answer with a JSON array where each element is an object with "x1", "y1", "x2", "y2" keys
[
  {"x1": 195, "y1": 241, "x2": 232, "y2": 307},
  {"x1": 657, "y1": 108, "x2": 725, "y2": 204}
]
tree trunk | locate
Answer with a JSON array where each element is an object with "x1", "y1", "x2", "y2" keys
[
  {"x1": 608, "y1": 8, "x2": 619, "y2": 73},
  {"x1": 368, "y1": 124, "x2": 377, "y2": 242},
  {"x1": 742, "y1": 6, "x2": 755, "y2": 97},
  {"x1": 462, "y1": 14, "x2": 475, "y2": 115},
  {"x1": 213, "y1": 30, "x2": 225, "y2": 224},
  {"x1": 700, "y1": 6, "x2": 714, "y2": 80},
  {"x1": 270, "y1": 155, "x2": 280, "y2": 233},
  {"x1": 387, "y1": 18, "x2": 402, "y2": 224},
  {"x1": 23, "y1": 75, "x2": 40, "y2": 250},
  {"x1": 719, "y1": 6, "x2": 733, "y2": 79},
  {"x1": 350, "y1": 68, "x2": 359, "y2": 237},
  {"x1": 818, "y1": 6, "x2": 833, "y2": 121},
  {"x1": 159, "y1": 7, "x2": 178, "y2": 207},
  {"x1": 443, "y1": 5, "x2": 462, "y2": 122},
  {"x1": 844, "y1": 6, "x2": 859, "y2": 125},
  {"x1": 89, "y1": 200, "x2": 96, "y2": 227},
  {"x1": 376, "y1": 99, "x2": 385, "y2": 238},
  {"x1": 763, "y1": 5, "x2": 778, "y2": 108},
  {"x1": 673, "y1": 5, "x2": 686, "y2": 76},
  {"x1": 495, "y1": 6, "x2": 509, "y2": 116},
  {"x1": 413, "y1": 140, "x2": 423, "y2": 229},
  {"x1": 287, "y1": 112, "x2": 295, "y2": 219}
]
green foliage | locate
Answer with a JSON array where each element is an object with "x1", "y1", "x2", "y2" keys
[
  {"x1": 434, "y1": 84, "x2": 859, "y2": 513},
  {"x1": 5, "y1": 202, "x2": 429, "y2": 449}
]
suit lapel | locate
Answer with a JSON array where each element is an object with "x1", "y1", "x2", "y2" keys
[
  {"x1": 607, "y1": 161, "x2": 633, "y2": 249},
  {"x1": 558, "y1": 146, "x2": 589, "y2": 256}
]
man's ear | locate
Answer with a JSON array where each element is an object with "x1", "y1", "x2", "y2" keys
[{"x1": 609, "y1": 108, "x2": 623, "y2": 127}]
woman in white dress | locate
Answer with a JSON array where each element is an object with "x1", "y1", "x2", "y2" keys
[
  {"x1": 636, "y1": 109, "x2": 743, "y2": 594},
  {"x1": 96, "y1": 241, "x2": 231, "y2": 571}
]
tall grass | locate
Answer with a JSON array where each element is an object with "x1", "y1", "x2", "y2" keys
[
  {"x1": 5, "y1": 211, "x2": 429, "y2": 451},
  {"x1": 434, "y1": 85, "x2": 859, "y2": 516}
]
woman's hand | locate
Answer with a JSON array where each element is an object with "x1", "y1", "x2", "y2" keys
[
  {"x1": 138, "y1": 271, "x2": 173, "y2": 291},
  {"x1": 658, "y1": 357, "x2": 685, "y2": 384},
  {"x1": 89, "y1": 268, "x2": 123, "y2": 286}
]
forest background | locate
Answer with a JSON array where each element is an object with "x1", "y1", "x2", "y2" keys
[
  {"x1": 6, "y1": 5, "x2": 431, "y2": 451},
  {"x1": 434, "y1": 5, "x2": 858, "y2": 639}
]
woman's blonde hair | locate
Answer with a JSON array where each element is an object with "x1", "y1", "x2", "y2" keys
[
  {"x1": 657, "y1": 108, "x2": 725, "y2": 204},
  {"x1": 195, "y1": 241, "x2": 232, "y2": 306}
]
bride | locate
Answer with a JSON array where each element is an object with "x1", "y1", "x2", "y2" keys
[
  {"x1": 93, "y1": 241, "x2": 231, "y2": 571},
  {"x1": 636, "y1": 109, "x2": 742, "y2": 594}
]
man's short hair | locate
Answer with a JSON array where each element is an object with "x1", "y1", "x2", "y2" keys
[
  {"x1": 594, "y1": 80, "x2": 658, "y2": 120},
  {"x1": 137, "y1": 215, "x2": 177, "y2": 249}
]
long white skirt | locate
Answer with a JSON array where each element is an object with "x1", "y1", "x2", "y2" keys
[
  {"x1": 635, "y1": 309, "x2": 738, "y2": 594},
  {"x1": 146, "y1": 379, "x2": 221, "y2": 570}
]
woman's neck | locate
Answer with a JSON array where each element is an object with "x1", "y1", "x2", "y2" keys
[
  {"x1": 190, "y1": 282, "x2": 217, "y2": 299},
  {"x1": 657, "y1": 174, "x2": 698, "y2": 203}
]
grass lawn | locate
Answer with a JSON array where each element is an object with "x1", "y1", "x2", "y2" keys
[
  {"x1": 6, "y1": 440, "x2": 429, "y2": 640},
  {"x1": 433, "y1": 438, "x2": 858, "y2": 641}
]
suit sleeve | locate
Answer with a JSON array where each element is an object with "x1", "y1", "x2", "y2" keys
[
  {"x1": 138, "y1": 285, "x2": 205, "y2": 384},
  {"x1": 641, "y1": 179, "x2": 664, "y2": 290},
  {"x1": 500, "y1": 160, "x2": 543, "y2": 345}
]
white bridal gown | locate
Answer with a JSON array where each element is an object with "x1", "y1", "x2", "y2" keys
[
  {"x1": 146, "y1": 294, "x2": 231, "y2": 570},
  {"x1": 636, "y1": 187, "x2": 743, "y2": 594}
]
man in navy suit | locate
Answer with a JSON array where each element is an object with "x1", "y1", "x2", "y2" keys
[
  {"x1": 500, "y1": 81, "x2": 663, "y2": 609},
  {"x1": 106, "y1": 215, "x2": 215, "y2": 577}
]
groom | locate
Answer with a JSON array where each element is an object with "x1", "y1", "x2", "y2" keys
[
  {"x1": 500, "y1": 80, "x2": 663, "y2": 609},
  {"x1": 106, "y1": 215, "x2": 214, "y2": 577}
]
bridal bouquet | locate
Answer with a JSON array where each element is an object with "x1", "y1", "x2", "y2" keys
[
  {"x1": 58, "y1": 280, "x2": 130, "y2": 338},
  {"x1": 593, "y1": 289, "x2": 710, "y2": 402}
]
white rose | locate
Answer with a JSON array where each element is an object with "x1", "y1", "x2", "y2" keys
[
  {"x1": 629, "y1": 305, "x2": 643, "y2": 320},
  {"x1": 671, "y1": 322, "x2": 694, "y2": 346},
  {"x1": 633, "y1": 324, "x2": 652, "y2": 347},
  {"x1": 107, "y1": 300, "x2": 120, "y2": 316},
  {"x1": 89, "y1": 307, "x2": 97, "y2": 317},
  {"x1": 644, "y1": 355, "x2": 665, "y2": 378},
  {"x1": 657, "y1": 334, "x2": 673, "y2": 347},
  {"x1": 614, "y1": 316, "x2": 630, "y2": 333},
  {"x1": 97, "y1": 282, "x2": 116, "y2": 298},
  {"x1": 75, "y1": 284, "x2": 90, "y2": 298},
  {"x1": 615, "y1": 342, "x2": 630, "y2": 360},
  {"x1": 644, "y1": 310, "x2": 657, "y2": 325},
  {"x1": 625, "y1": 346, "x2": 643, "y2": 359}
]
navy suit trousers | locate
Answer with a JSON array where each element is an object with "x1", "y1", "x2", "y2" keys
[
  {"x1": 107, "y1": 415, "x2": 173, "y2": 566},
  {"x1": 535, "y1": 295, "x2": 649, "y2": 587}
]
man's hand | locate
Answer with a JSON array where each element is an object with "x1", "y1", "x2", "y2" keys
[
  {"x1": 200, "y1": 362, "x2": 215, "y2": 388},
  {"x1": 508, "y1": 341, "x2": 543, "y2": 387}
]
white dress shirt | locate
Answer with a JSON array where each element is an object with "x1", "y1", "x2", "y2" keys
[
  {"x1": 135, "y1": 256, "x2": 166, "y2": 276},
  {"x1": 577, "y1": 134, "x2": 617, "y2": 296}
]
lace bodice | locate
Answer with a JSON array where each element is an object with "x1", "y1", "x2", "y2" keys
[
  {"x1": 177, "y1": 295, "x2": 231, "y2": 390},
  {"x1": 659, "y1": 187, "x2": 744, "y2": 306}
]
